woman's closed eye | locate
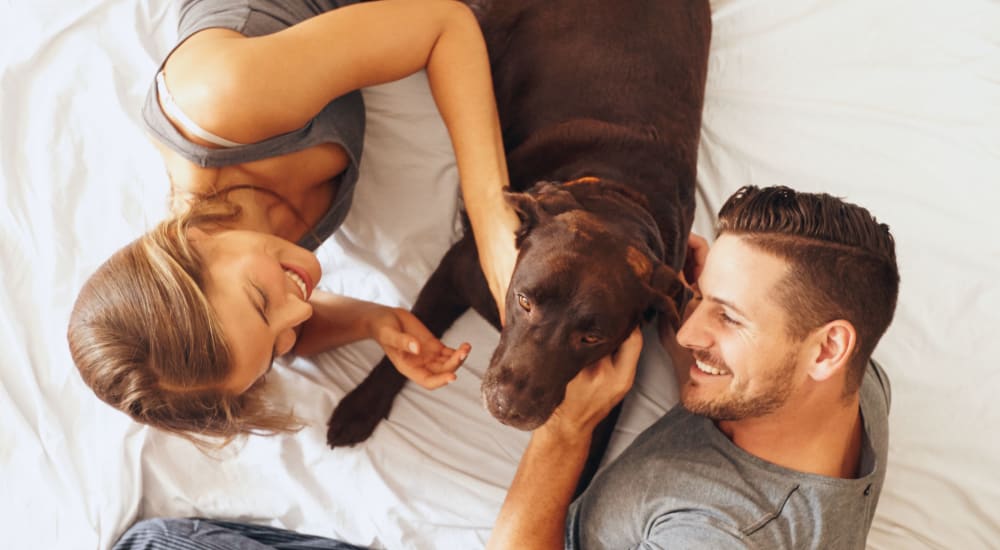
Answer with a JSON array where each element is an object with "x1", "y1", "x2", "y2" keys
[{"x1": 250, "y1": 282, "x2": 271, "y2": 326}]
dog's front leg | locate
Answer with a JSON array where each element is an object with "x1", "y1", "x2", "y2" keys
[{"x1": 326, "y1": 233, "x2": 482, "y2": 447}]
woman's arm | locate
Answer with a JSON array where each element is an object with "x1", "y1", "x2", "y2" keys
[
  {"x1": 293, "y1": 291, "x2": 469, "y2": 389},
  {"x1": 165, "y1": 0, "x2": 519, "y2": 316},
  {"x1": 487, "y1": 329, "x2": 643, "y2": 550}
]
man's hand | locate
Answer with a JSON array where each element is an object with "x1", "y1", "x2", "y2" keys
[
  {"x1": 487, "y1": 327, "x2": 643, "y2": 550},
  {"x1": 683, "y1": 232, "x2": 710, "y2": 288},
  {"x1": 541, "y1": 327, "x2": 644, "y2": 442},
  {"x1": 367, "y1": 307, "x2": 471, "y2": 389}
]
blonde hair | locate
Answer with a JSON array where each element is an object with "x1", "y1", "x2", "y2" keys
[{"x1": 67, "y1": 199, "x2": 302, "y2": 447}]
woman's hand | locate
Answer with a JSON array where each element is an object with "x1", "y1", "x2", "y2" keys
[
  {"x1": 294, "y1": 293, "x2": 469, "y2": 388},
  {"x1": 366, "y1": 306, "x2": 471, "y2": 390},
  {"x1": 540, "y1": 327, "x2": 643, "y2": 442}
]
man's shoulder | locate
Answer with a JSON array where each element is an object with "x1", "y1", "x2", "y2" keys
[
  {"x1": 572, "y1": 406, "x2": 804, "y2": 547},
  {"x1": 570, "y1": 372, "x2": 893, "y2": 550},
  {"x1": 865, "y1": 358, "x2": 892, "y2": 412}
]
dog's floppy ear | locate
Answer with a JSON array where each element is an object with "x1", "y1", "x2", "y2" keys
[
  {"x1": 504, "y1": 190, "x2": 543, "y2": 247},
  {"x1": 626, "y1": 246, "x2": 690, "y2": 329},
  {"x1": 504, "y1": 182, "x2": 582, "y2": 247},
  {"x1": 533, "y1": 181, "x2": 583, "y2": 215},
  {"x1": 644, "y1": 262, "x2": 692, "y2": 331}
]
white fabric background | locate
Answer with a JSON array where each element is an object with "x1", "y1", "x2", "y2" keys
[{"x1": 1, "y1": 0, "x2": 997, "y2": 548}]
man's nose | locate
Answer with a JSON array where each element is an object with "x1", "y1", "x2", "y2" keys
[{"x1": 676, "y1": 301, "x2": 708, "y2": 349}]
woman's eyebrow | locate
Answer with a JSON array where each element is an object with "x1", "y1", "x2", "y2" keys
[{"x1": 246, "y1": 283, "x2": 270, "y2": 326}]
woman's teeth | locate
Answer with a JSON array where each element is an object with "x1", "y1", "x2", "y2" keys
[
  {"x1": 695, "y1": 360, "x2": 727, "y2": 376},
  {"x1": 284, "y1": 269, "x2": 307, "y2": 299}
]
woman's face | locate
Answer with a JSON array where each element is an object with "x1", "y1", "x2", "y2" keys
[{"x1": 191, "y1": 229, "x2": 322, "y2": 393}]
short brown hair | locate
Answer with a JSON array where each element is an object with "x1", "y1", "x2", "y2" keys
[
  {"x1": 67, "y1": 199, "x2": 301, "y2": 448},
  {"x1": 716, "y1": 185, "x2": 899, "y2": 393}
]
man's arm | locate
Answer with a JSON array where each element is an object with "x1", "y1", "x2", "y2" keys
[{"x1": 488, "y1": 329, "x2": 643, "y2": 550}]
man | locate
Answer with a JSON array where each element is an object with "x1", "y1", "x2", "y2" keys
[{"x1": 489, "y1": 185, "x2": 899, "y2": 549}]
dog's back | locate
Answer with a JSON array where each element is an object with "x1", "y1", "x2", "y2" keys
[{"x1": 477, "y1": 0, "x2": 711, "y2": 267}]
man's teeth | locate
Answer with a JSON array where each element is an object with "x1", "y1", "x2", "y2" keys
[
  {"x1": 695, "y1": 360, "x2": 727, "y2": 376},
  {"x1": 285, "y1": 269, "x2": 307, "y2": 299}
]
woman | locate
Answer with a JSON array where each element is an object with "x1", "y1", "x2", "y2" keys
[{"x1": 67, "y1": 0, "x2": 520, "y2": 446}]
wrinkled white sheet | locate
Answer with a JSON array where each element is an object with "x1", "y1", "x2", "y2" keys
[{"x1": 1, "y1": 0, "x2": 998, "y2": 548}]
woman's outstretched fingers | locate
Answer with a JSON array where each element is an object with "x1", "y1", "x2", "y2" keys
[
  {"x1": 435, "y1": 343, "x2": 471, "y2": 374},
  {"x1": 419, "y1": 371, "x2": 458, "y2": 390}
]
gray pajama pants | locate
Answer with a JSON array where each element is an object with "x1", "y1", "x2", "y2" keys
[{"x1": 113, "y1": 518, "x2": 368, "y2": 550}]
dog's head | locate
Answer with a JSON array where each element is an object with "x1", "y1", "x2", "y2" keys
[{"x1": 481, "y1": 181, "x2": 689, "y2": 430}]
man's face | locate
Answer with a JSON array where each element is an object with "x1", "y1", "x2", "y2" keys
[{"x1": 675, "y1": 234, "x2": 807, "y2": 421}]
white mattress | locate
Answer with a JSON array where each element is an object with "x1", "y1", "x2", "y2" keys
[{"x1": 2, "y1": 1, "x2": 998, "y2": 548}]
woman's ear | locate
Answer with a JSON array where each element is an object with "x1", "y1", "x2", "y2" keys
[{"x1": 806, "y1": 320, "x2": 857, "y2": 382}]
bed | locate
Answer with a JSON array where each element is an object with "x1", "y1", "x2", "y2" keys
[{"x1": 2, "y1": 0, "x2": 997, "y2": 548}]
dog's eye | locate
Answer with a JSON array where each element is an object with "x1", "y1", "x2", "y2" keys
[
  {"x1": 517, "y1": 293, "x2": 532, "y2": 312},
  {"x1": 581, "y1": 333, "x2": 601, "y2": 345}
]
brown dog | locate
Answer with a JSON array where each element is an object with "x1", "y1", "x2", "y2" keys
[{"x1": 328, "y1": 0, "x2": 711, "y2": 483}]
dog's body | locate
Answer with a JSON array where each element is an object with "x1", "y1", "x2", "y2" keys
[{"x1": 328, "y1": 0, "x2": 711, "y2": 488}]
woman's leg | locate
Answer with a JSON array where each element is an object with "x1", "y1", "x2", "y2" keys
[{"x1": 113, "y1": 517, "x2": 368, "y2": 550}]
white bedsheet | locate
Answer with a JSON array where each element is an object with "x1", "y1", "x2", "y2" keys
[{"x1": 1, "y1": 1, "x2": 998, "y2": 548}]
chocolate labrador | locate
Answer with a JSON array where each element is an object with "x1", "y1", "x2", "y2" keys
[{"x1": 327, "y1": 0, "x2": 711, "y2": 488}]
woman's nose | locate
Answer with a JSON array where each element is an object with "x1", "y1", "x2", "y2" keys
[
  {"x1": 274, "y1": 299, "x2": 312, "y2": 356},
  {"x1": 284, "y1": 293, "x2": 313, "y2": 327}
]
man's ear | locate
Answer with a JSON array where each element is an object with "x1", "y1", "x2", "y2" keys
[
  {"x1": 806, "y1": 320, "x2": 857, "y2": 382},
  {"x1": 644, "y1": 262, "x2": 692, "y2": 331}
]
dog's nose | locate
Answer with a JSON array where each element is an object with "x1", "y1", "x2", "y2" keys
[
  {"x1": 483, "y1": 380, "x2": 518, "y2": 415},
  {"x1": 482, "y1": 377, "x2": 554, "y2": 431}
]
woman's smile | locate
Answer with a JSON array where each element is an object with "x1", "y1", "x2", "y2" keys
[{"x1": 282, "y1": 265, "x2": 311, "y2": 300}]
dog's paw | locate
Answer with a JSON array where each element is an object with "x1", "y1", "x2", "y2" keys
[{"x1": 326, "y1": 379, "x2": 396, "y2": 448}]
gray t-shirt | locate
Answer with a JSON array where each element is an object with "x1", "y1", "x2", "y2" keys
[
  {"x1": 566, "y1": 361, "x2": 891, "y2": 549},
  {"x1": 142, "y1": 0, "x2": 365, "y2": 251}
]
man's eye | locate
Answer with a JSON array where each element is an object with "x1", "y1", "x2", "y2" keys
[
  {"x1": 719, "y1": 310, "x2": 739, "y2": 325},
  {"x1": 517, "y1": 293, "x2": 532, "y2": 312}
]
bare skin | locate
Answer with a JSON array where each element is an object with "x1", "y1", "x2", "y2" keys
[
  {"x1": 488, "y1": 328, "x2": 643, "y2": 550},
  {"x1": 188, "y1": 222, "x2": 470, "y2": 394},
  {"x1": 677, "y1": 235, "x2": 862, "y2": 480},
  {"x1": 487, "y1": 234, "x2": 864, "y2": 549},
  {"x1": 154, "y1": 0, "x2": 520, "y2": 391}
]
